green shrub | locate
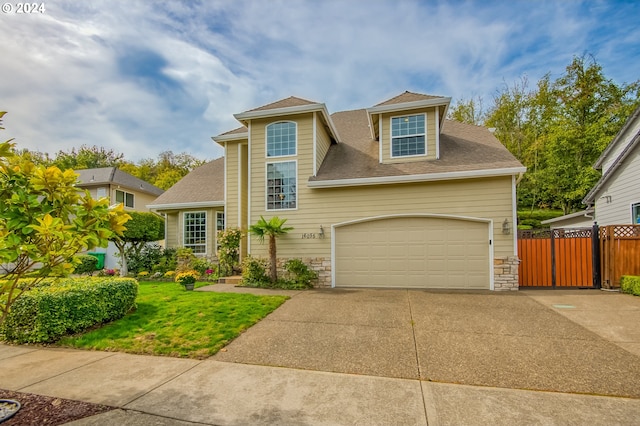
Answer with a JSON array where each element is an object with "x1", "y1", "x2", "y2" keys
[
  {"x1": 284, "y1": 258, "x2": 317, "y2": 289},
  {"x1": 0, "y1": 277, "x2": 138, "y2": 343},
  {"x1": 241, "y1": 256, "x2": 269, "y2": 285},
  {"x1": 192, "y1": 257, "x2": 216, "y2": 276},
  {"x1": 620, "y1": 275, "x2": 640, "y2": 296},
  {"x1": 74, "y1": 255, "x2": 99, "y2": 275},
  {"x1": 126, "y1": 243, "x2": 164, "y2": 274}
]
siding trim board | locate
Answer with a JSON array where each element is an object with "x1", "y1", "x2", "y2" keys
[
  {"x1": 309, "y1": 167, "x2": 526, "y2": 188},
  {"x1": 331, "y1": 213, "x2": 494, "y2": 289}
]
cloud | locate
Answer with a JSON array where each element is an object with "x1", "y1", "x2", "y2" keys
[{"x1": 0, "y1": 0, "x2": 638, "y2": 164}]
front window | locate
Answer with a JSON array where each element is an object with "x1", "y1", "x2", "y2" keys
[
  {"x1": 184, "y1": 212, "x2": 207, "y2": 254},
  {"x1": 391, "y1": 114, "x2": 426, "y2": 157},
  {"x1": 266, "y1": 161, "x2": 297, "y2": 210},
  {"x1": 115, "y1": 190, "x2": 134, "y2": 208},
  {"x1": 215, "y1": 211, "x2": 225, "y2": 251},
  {"x1": 266, "y1": 121, "x2": 297, "y2": 157},
  {"x1": 633, "y1": 203, "x2": 640, "y2": 224}
]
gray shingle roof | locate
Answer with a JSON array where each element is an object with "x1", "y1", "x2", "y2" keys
[
  {"x1": 76, "y1": 167, "x2": 164, "y2": 196},
  {"x1": 374, "y1": 91, "x2": 446, "y2": 106},
  {"x1": 309, "y1": 109, "x2": 523, "y2": 182},
  {"x1": 148, "y1": 157, "x2": 224, "y2": 206}
]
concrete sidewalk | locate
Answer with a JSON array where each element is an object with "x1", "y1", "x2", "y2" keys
[
  {"x1": 0, "y1": 287, "x2": 639, "y2": 424},
  {"x1": 1, "y1": 344, "x2": 639, "y2": 425}
]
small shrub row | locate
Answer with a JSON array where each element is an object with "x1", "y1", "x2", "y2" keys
[
  {"x1": 1, "y1": 277, "x2": 138, "y2": 344},
  {"x1": 241, "y1": 257, "x2": 317, "y2": 290},
  {"x1": 73, "y1": 254, "x2": 99, "y2": 275},
  {"x1": 620, "y1": 275, "x2": 640, "y2": 296}
]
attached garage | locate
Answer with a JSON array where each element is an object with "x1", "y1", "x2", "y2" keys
[{"x1": 334, "y1": 216, "x2": 491, "y2": 289}]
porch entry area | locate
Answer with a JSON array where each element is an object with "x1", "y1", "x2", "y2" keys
[{"x1": 518, "y1": 224, "x2": 640, "y2": 289}]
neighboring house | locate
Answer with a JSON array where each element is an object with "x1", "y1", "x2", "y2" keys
[
  {"x1": 541, "y1": 209, "x2": 595, "y2": 229},
  {"x1": 76, "y1": 167, "x2": 165, "y2": 269},
  {"x1": 582, "y1": 106, "x2": 640, "y2": 225},
  {"x1": 149, "y1": 91, "x2": 526, "y2": 290}
]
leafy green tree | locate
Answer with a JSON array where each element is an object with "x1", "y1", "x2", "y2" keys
[
  {"x1": 448, "y1": 95, "x2": 486, "y2": 125},
  {"x1": 248, "y1": 216, "x2": 293, "y2": 283},
  {"x1": 53, "y1": 145, "x2": 125, "y2": 170},
  {"x1": 0, "y1": 113, "x2": 131, "y2": 325},
  {"x1": 484, "y1": 55, "x2": 640, "y2": 213},
  {"x1": 110, "y1": 211, "x2": 164, "y2": 276}
]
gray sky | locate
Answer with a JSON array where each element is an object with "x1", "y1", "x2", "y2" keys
[{"x1": 1, "y1": 0, "x2": 639, "y2": 162}]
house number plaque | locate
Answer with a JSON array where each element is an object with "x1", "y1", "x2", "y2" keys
[{"x1": 301, "y1": 233, "x2": 317, "y2": 239}]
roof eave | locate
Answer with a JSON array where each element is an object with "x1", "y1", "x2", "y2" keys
[
  {"x1": 212, "y1": 132, "x2": 248, "y2": 143},
  {"x1": 594, "y1": 105, "x2": 640, "y2": 169},
  {"x1": 366, "y1": 97, "x2": 452, "y2": 115},
  {"x1": 308, "y1": 166, "x2": 526, "y2": 189},
  {"x1": 148, "y1": 201, "x2": 225, "y2": 211}
]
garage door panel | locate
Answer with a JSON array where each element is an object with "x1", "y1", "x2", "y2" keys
[{"x1": 335, "y1": 217, "x2": 490, "y2": 289}]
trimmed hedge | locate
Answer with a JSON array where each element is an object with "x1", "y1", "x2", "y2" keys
[
  {"x1": 621, "y1": 275, "x2": 640, "y2": 297},
  {"x1": 1, "y1": 277, "x2": 138, "y2": 343}
]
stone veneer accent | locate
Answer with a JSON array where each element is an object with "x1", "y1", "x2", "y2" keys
[
  {"x1": 274, "y1": 257, "x2": 332, "y2": 288},
  {"x1": 493, "y1": 256, "x2": 520, "y2": 290}
]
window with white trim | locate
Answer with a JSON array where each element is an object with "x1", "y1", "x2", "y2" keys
[
  {"x1": 391, "y1": 114, "x2": 426, "y2": 157},
  {"x1": 266, "y1": 161, "x2": 296, "y2": 210},
  {"x1": 215, "y1": 211, "x2": 225, "y2": 251},
  {"x1": 184, "y1": 212, "x2": 207, "y2": 254},
  {"x1": 266, "y1": 121, "x2": 296, "y2": 157},
  {"x1": 632, "y1": 203, "x2": 640, "y2": 224},
  {"x1": 115, "y1": 189, "x2": 134, "y2": 208}
]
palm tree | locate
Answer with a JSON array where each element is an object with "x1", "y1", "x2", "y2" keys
[{"x1": 248, "y1": 216, "x2": 293, "y2": 282}]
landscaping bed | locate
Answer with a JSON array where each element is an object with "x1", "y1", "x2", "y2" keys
[{"x1": 0, "y1": 389, "x2": 113, "y2": 425}]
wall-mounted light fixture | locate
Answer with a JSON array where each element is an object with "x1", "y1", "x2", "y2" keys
[
  {"x1": 319, "y1": 225, "x2": 325, "y2": 238},
  {"x1": 502, "y1": 218, "x2": 511, "y2": 235}
]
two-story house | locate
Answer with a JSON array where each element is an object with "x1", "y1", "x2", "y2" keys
[
  {"x1": 150, "y1": 91, "x2": 526, "y2": 290},
  {"x1": 77, "y1": 167, "x2": 164, "y2": 269}
]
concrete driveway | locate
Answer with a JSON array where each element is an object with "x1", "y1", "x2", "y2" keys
[{"x1": 214, "y1": 288, "x2": 640, "y2": 398}]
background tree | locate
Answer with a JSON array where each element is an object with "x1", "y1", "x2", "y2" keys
[
  {"x1": 448, "y1": 95, "x2": 487, "y2": 125},
  {"x1": 0, "y1": 114, "x2": 131, "y2": 325},
  {"x1": 460, "y1": 55, "x2": 640, "y2": 213},
  {"x1": 248, "y1": 216, "x2": 293, "y2": 283},
  {"x1": 52, "y1": 145, "x2": 125, "y2": 170},
  {"x1": 109, "y1": 211, "x2": 164, "y2": 277}
]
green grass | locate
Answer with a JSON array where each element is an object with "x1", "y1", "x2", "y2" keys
[{"x1": 57, "y1": 281, "x2": 288, "y2": 359}]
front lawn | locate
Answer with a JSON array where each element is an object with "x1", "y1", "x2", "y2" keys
[{"x1": 57, "y1": 281, "x2": 288, "y2": 358}]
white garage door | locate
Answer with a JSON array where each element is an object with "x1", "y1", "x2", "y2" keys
[{"x1": 335, "y1": 217, "x2": 490, "y2": 289}]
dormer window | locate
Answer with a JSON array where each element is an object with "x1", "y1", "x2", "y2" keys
[
  {"x1": 391, "y1": 114, "x2": 426, "y2": 157},
  {"x1": 266, "y1": 121, "x2": 297, "y2": 157}
]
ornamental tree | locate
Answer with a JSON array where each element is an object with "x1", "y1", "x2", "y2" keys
[
  {"x1": 0, "y1": 113, "x2": 131, "y2": 325},
  {"x1": 248, "y1": 216, "x2": 293, "y2": 283},
  {"x1": 109, "y1": 211, "x2": 164, "y2": 277}
]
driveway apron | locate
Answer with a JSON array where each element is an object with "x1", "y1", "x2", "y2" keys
[{"x1": 214, "y1": 288, "x2": 640, "y2": 398}]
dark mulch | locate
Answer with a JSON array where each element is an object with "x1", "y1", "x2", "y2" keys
[{"x1": 0, "y1": 389, "x2": 114, "y2": 425}]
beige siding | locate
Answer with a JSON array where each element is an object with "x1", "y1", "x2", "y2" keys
[
  {"x1": 594, "y1": 147, "x2": 640, "y2": 225},
  {"x1": 225, "y1": 142, "x2": 240, "y2": 228},
  {"x1": 249, "y1": 176, "x2": 515, "y2": 259},
  {"x1": 166, "y1": 212, "x2": 179, "y2": 248},
  {"x1": 380, "y1": 107, "x2": 437, "y2": 163},
  {"x1": 315, "y1": 113, "x2": 332, "y2": 173}
]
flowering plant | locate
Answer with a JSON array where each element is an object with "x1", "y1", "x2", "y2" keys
[{"x1": 175, "y1": 270, "x2": 199, "y2": 286}]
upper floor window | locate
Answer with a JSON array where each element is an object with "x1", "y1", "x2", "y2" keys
[
  {"x1": 391, "y1": 114, "x2": 426, "y2": 157},
  {"x1": 184, "y1": 211, "x2": 207, "y2": 254},
  {"x1": 266, "y1": 121, "x2": 297, "y2": 157},
  {"x1": 266, "y1": 161, "x2": 297, "y2": 210},
  {"x1": 115, "y1": 189, "x2": 134, "y2": 208}
]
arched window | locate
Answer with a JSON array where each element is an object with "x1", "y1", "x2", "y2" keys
[{"x1": 266, "y1": 121, "x2": 297, "y2": 157}]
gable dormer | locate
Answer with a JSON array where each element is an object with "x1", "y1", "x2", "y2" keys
[{"x1": 366, "y1": 91, "x2": 450, "y2": 164}]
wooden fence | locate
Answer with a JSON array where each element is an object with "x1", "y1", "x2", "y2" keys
[
  {"x1": 600, "y1": 225, "x2": 640, "y2": 288},
  {"x1": 518, "y1": 228, "x2": 595, "y2": 288},
  {"x1": 518, "y1": 224, "x2": 640, "y2": 288}
]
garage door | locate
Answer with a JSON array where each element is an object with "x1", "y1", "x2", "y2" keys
[{"x1": 335, "y1": 217, "x2": 490, "y2": 289}]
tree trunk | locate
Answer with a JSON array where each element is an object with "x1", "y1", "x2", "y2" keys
[{"x1": 269, "y1": 235, "x2": 277, "y2": 283}]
